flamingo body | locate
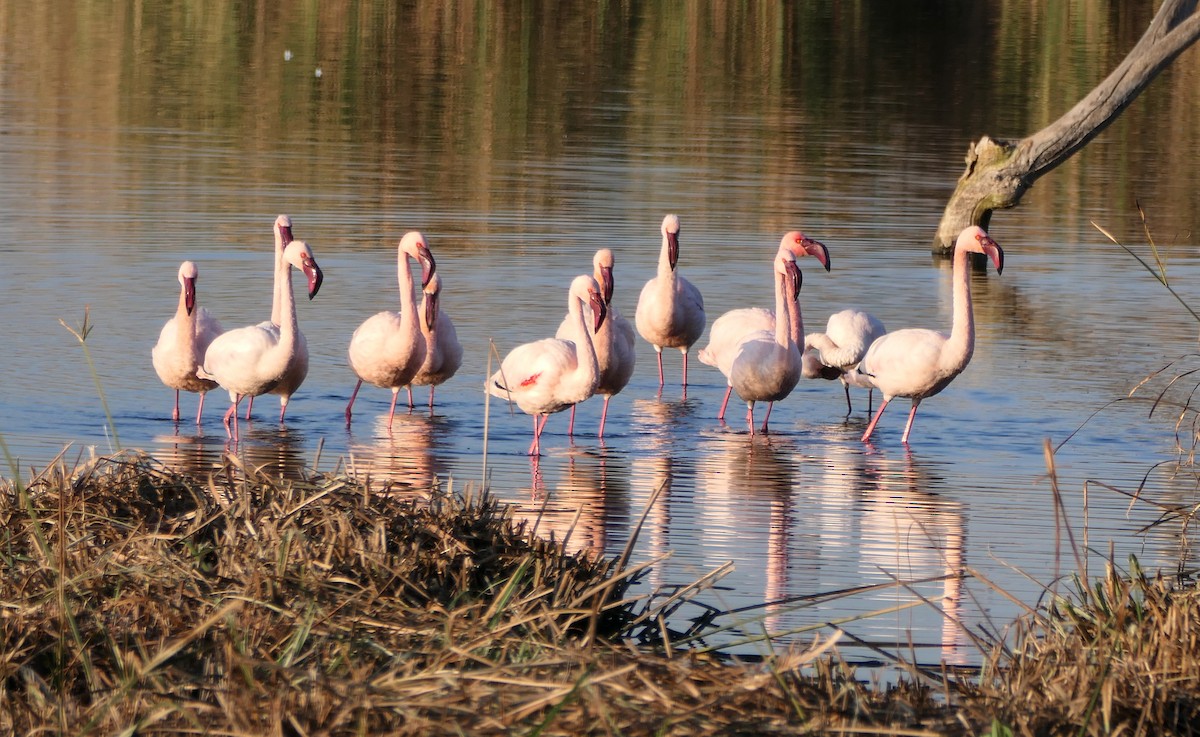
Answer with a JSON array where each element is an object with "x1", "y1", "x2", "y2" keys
[
  {"x1": 804, "y1": 308, "x2": 887, "y2": 413},
  {"x1": 151, "y1": 261, "x2": 224, "y2": 423},
  {"x1": 857, "y1": 225, "x2": 1004, "y2": 444},
  {"x1": 635, "y1": 214, "x2": 705, "y2": 389}
]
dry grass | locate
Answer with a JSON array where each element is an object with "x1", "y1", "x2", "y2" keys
[{"x1": 0, "y1": 452, "x2": 958, "y2": 736}]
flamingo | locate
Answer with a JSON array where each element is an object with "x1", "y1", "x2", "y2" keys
[
  {"x1": 698, "y1": 231, "x2": 830, "y2": 420},
  {"x1": 488, "y1": 274, "x2": 608, "y2": 456},
  {"x1": 556, "y1": 248, "x2": 636, "y2": 438},
  {"x1": 244, "y1": 214, "x2": 300, "y2": 420},
  {"x1": 151, "y1": 261, "x2": 225, "y2": 424},
  {"x1": 345, "y1": 231, "x2": 437, "y2": 429},
  {"x1": 634, "y1": 214, "x2": 705, "y2": 392},
  {"x1": 198, "y1": 240, "x2": 324, "y2": 441},
  {"x1": 726, "y1": 250, "x2": 804, "y2": 435},
  {"x1": 407, "y1": 272, "x2": 463, "y2": 411},
  {"x1": 856, "y1": 225, "x2": 1004, "y2": 444},
  {"x1": 803, "y1": 309, "x2": 887, "y2": 414}
]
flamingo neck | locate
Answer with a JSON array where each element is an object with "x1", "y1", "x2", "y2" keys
[
  {"x1": 785, "y1": 280, "x2": 803, "y2": 348},
  {"x1": 418, "y1": 296, "x2": 438, "y2": 372},
  {"x1": 569, "y1": 293, "x2": 600, "y2": 396},
  {"x1": 944, "y1": 244, "x2": 975, "y2": 372},
  {"x1": 174, "y1": 284, "x2": 196, "y2": 353},
  {"x1": 266, "y1": 254, "x2": 299, "y2": 378},
  {"x1": 656, "y1": 233, "x2": 676, "y2": 283},
  {"x1": 395, "y1": 251, "x2": 424, "y2": 365},
  {"x1": 271, "y1": 228, "x2": 286, "y2": 326},
  {"x1": 773, "y1": 269, "x2": 792, "y2": 349}
]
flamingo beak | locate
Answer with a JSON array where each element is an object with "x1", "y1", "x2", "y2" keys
[
  {"x1": 981, "y1": 235, "x2": 1004, "y2": 275},
  {"x1": 667, "y1": 230, "x2": 680, "y2": 270},
  {"x1": 785, "y1": 260, "x2": 802, "y2": 300},
  {"x1": 183, "y1": 276, "x2": 196, "y2": 315},
  {"x1": 590, "y1": 290, "x2": 608, "y2": 332},
  {"x1": 417, "y1": 245, "x2": 437, "y2": 287},
  {"x1": 424, "y1": 289, "x2": 439, "y2": 330},
  {"x1": 302, "y1": 256, "x2": 324, "y2": 299},
  {"x1": 599, "y1": 265, "x2": 614, "y2": 304},
  {"x1": 804, "y1": 237, "x2": 831, "y2": 272}
]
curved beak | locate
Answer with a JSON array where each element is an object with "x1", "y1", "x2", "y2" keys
[
  {"x1": 183, "y1": 276, "x2": 196, "y2": 315},
  {"x1": 417, "y1": 245, "x2": 437, "y2": 287},
  {"x1": 803, "y1": 237, "x2": 831, "y2": 271},
  {"x1": 302, "y1": 255, "x2": 323, "y2": 299},
  {"x1": 599, "y1": 265, "x2": 614, "y2": 305},
  {"x1": 667, "y1": 230, "x2": 680, "y2": 271},
  {"x1": 424, "y1": 289, "x2": 439, "y2": 330},
  {"x1": 589, "y1": 289, "x2": 608, "y2": 332},
  {"x1": 980, "y1": 234, "x2": 1004, "y2": 275},
  {"x1": 785, "y1": 260, "x2": 802, "y2": 300}
]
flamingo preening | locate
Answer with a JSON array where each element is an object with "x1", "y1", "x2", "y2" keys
[{"x1": 803, "y1": 309, "x2": 887, "y2": 414}]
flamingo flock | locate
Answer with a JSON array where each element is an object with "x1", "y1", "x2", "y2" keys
[{"x1": 153, "y1": 214, "x2": 1005, "y2": 452}]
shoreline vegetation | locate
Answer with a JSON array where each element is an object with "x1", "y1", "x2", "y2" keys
[{"x1": 2, "y1": 449, "x2": 1198, "y2": 736}]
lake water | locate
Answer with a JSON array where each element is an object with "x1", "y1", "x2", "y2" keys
[{"x1": 3, "y1": 1, "x2": 1200, "y2": 667}]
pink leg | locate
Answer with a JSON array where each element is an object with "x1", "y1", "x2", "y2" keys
[
  {"x1": 345, "y1": 380, "x2": 363, "y2": 427},
  {"x1": 761, "y1": 401, "x2": 774, "y2": 434},
  {"x1": 172, "y1": 390, "x2": 181, "y2": 422},
  {"x1": 245, "y1": 395, "x2": 254, "y2": 420},
  {"x1": 387, "y1": 389, "x2": 400, "y2": 429},
  {"x1": 745, "y1": 403, "x2": 755, "y2": 436},
  {"x1": 655, "y1": 349, "x2": 665, "y2": 388},
  {"x1": 901, "y1": 401, "x2": 920, "y2": 444},
  {"x1": 529, "y1": 414, "x2": 551, "y2": 456},
  {"x1": 566, "y1": 405, "x2": 576, "y2": 437},
  {"x1": 428, "y1": 386, "x2": 436, "y2": 412},
  {"x1": 861, "y1": 397, "x2": 891, "y2": 442},
  {"x1": 195, "y1": 391, "x2": 206, "y2": 425},
  {"x1": 718, "y1": 385, "x2": 732, "y2": 421},
  {"x1": 682, "y1": 350, "x2": 689, "y2": 388},
  {"x1": 598, "y1": 395, "x2": 611, "y2": 439},
  {"x1": 278, "y1": 397, "x2": 289, "y2": 423},
  {"x1": 406, "y1": 385, "x2": 414, "y2": 409},
  {"x1": 223, "y1": 397, "x2": 241, "y2": 441}
]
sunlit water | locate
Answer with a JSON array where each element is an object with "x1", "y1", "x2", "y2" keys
[{"x1": 3, "y1": 2, "x2": 1200, "y2": 667}]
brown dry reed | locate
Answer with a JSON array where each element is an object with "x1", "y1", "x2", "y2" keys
[{"x1": 0, "y1": 451, "x2": 957, "y2": 736}]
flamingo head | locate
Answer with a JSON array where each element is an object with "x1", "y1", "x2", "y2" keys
[
  {"x1": 285, "y1": 240, "x2": 324, "y2": 299},
  {"x1": 178, "y1": 261, "x2": 199, "y2": 315},
  {"x1": 400, "y1": 231, "x2": 437, "y2": 286},
  {"x1": 661, "y1": 214, "x2": 681, "y2": 270},
  {"x1": 958, "y1": 225, "x2": 1004, "y2": 274},
  {"x1": 423, "y1": 273, "x2": 442, "y2": 331},
  {"x1": 780, "y1": 231, "x2": 830, "y2": 271},
  {"x1": 274, "y1": 214, "x2": 293, "y2": 248},
  {"x1": 594, "y1": 248, "x2": 615, "y2": 304}
]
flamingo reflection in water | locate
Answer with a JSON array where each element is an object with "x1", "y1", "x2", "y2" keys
[
  {"x1": 346, "y1": 412, "x2": 448, "y2": 497},
  {"x1": 510, "y1": 449, "x2": 629, "y2": 559}
]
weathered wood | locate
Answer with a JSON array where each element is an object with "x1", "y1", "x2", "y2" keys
[{"x1": 933, "y1": 0, "x2": 1200, "y2": 254}]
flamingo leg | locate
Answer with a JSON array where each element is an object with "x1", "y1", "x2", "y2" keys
[
  {"x1": 529, "y1": 413, "x2": 551, "y2": 456},
  {"x1": 681, "y1": 349, "x2": 689, "y2": 388},
  {"x1": 842, "y1": 381, "x2": 853, "y2": 415},
  {"x1": 195, "y1": 391, "x2": 206, "y2": 425},
  {"x1": 745, "y1": 403, "x2": 755, "y2": 437},
  {"x1": 245, "y1": 394, "x2": 254, "y2": 420},
  {"x1": 901, "y1": 401, "x2": 921, "y2": 444},
  {"x1": 171, "y1": 390, "x2": 181, "y2": 422},
  {"x1": 345, "y1": 380, "x2": 363, "y2": 427},
  {"x1": 655, "y1": 347, "x2": 665, "y2": 388},
  {"x1": 223, "y1": 396, "x2": 242, "y2": 441},
  {"x1": 867, "y1": 388, "x2": 874, "y2": 415},
  {"x1": 406, "y1": 385, "x2": 414, "y2": 409},
  {"x1": 428, "y1": 387, "x2": 436, "y2": 413},
  {"x1": 717, "y1": 385, "x2": 733, "y2": 421},
  {"x1": 278, "y1": 397, "x2": 289, "y2": 423},
  {"x1": 761, "y1": 401, "x2": 774, "y2": 434},
  {"x1": 387, "y1": 389, "x2": 400, "y2": 429},
  {"x1": 599, "y1": 395, "x2": 611, "y2": 439},
  {"x1": 566, "y1": 405, "x2": 576, "y2": 437},
  {"x1": 861, "y1": 397, "x2": 891, "y2": 442}
]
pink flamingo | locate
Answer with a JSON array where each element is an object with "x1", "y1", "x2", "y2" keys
[
  {"x1": 698, "y1": 231, "x2": 829, "y2": 420},
  {"x1": 408, "y1": 272, "x2": 463, "y2": 411},
  {"x1": 345, "y1": 231, "x2": 437, "y2": 428},
  {"x1": 244, "y1": 215, "x2": 300, "y2": 420},
  {"x1": 856, "y1": 225, "x2": 1004, "y2": 444},
  {"x1": 151, "y1": 261, "x2": 224, "y2": 424},
  {"x1": 557, "y1": 248, "x2": 636, "y2": 438},
  {"x1": 803, "y1": 309, "x2": 887, "y2": 414},
  {"x1": 489, "y1": 275, "x2": 608, "y2": 456},
  {"x1": 725, "y1": 250, "x2": 803, "y2": 435},
  {"x1": 635, "y1": 214, "x2": 705, "y2": 391},
  {"x1": 199, "y1": 240, "x2": 324, "y2": 441}
]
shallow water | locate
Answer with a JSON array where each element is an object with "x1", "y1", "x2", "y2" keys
[{"x1": 3, "y1": 1, "x2": 1200, "y2": 665}]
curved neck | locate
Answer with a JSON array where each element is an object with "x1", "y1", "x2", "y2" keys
[
  {"x1": 271, "y1": 231, "x2": 286, "y2": 326},
  {"x1": 656, "y1": 232, "x2": 675, "y2": 282},
  {"x1": 784, "y1": 278, "x2": 803, "y2": 347},
  {"x1": 571, "y1": 293, "x2": 600, "y2": 385},
  {"x1": 175, "y1": 284, "x2": 195, "y2": 351},
  {"x1": 944, "y1": 245, "x2": 975, "y2": 370},
  {"x1": 397, "y1": 251, "x2": 421, "y2": 355},
  {"x1": 276, "y1": 254, "x2": 297, "y2": 349}
]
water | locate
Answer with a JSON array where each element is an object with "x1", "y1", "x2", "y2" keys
[{"x1": 3, "y1": 1, "x2": 1200, "y2": 666}]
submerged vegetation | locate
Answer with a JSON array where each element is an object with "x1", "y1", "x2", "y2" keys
[{"x1": 0, "y1": 451, "x2": 1198, "y2": 736}]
